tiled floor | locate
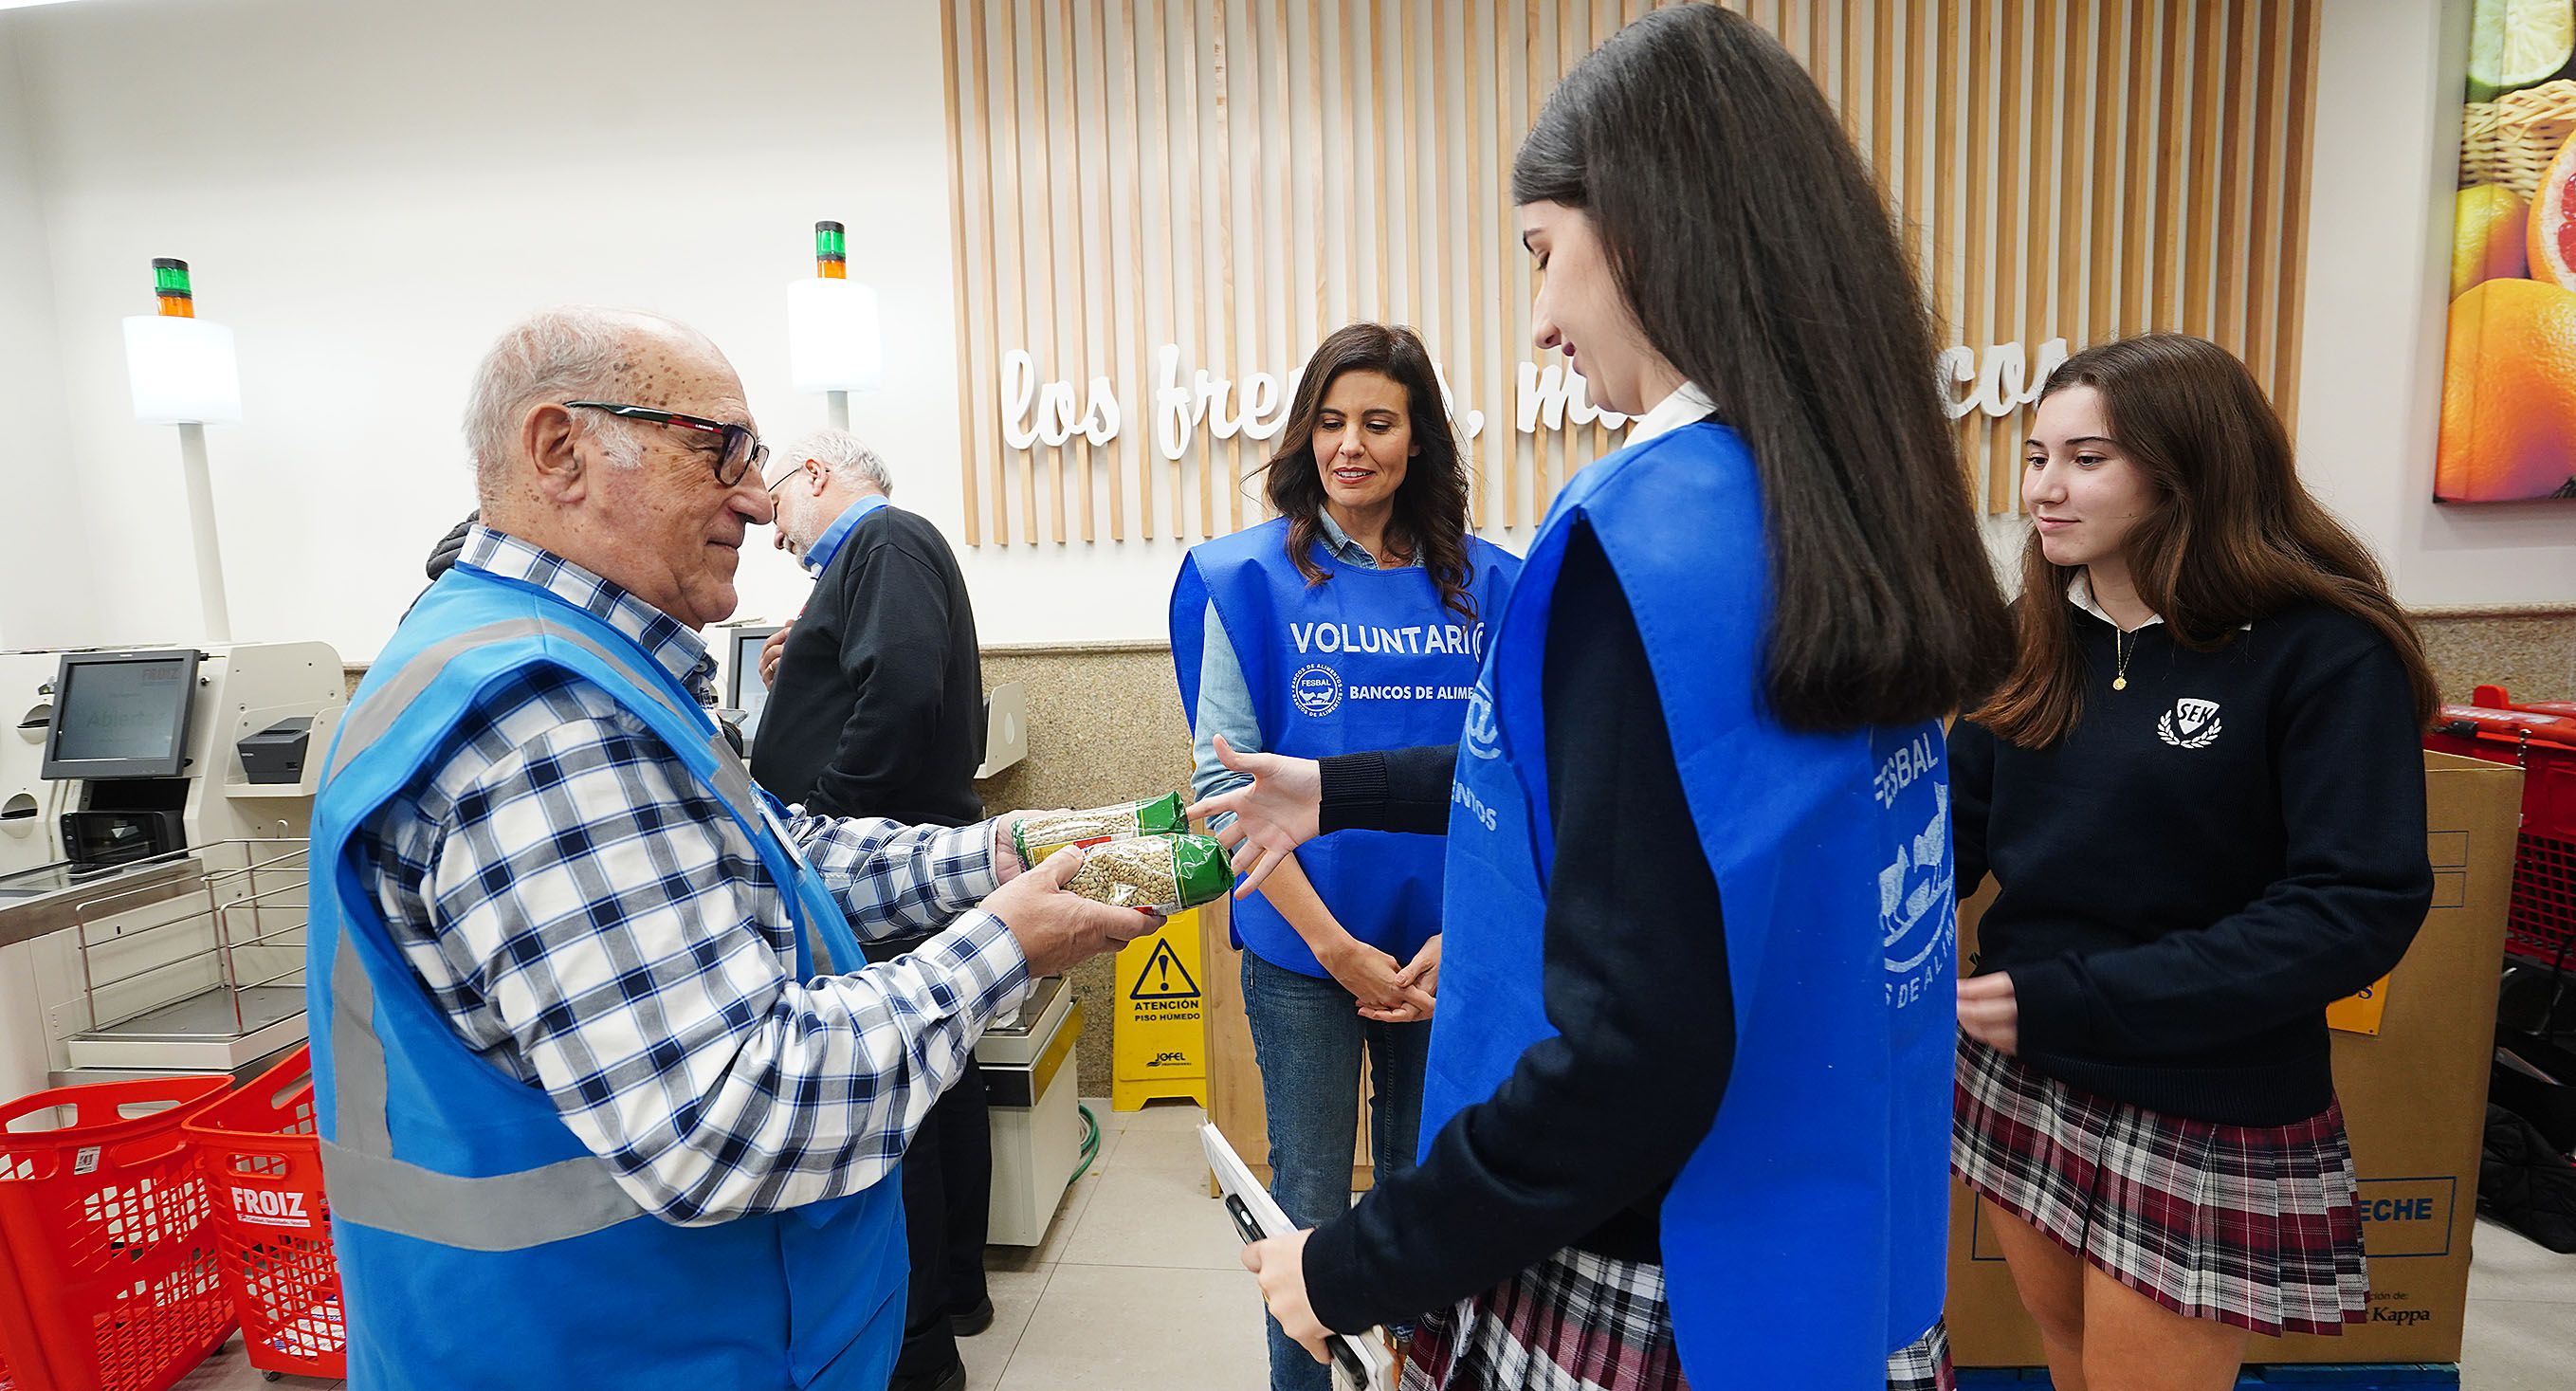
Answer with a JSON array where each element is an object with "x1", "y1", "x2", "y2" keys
[
  {"x1": 972, "y1": 1100, "x2": 1270, "y2": 1391},
  {"x1": 2459, "y1": 1215, "x2": 2576, "y2": 1390},
  {"x1": 162, "y1": 1099, "x2": 2575, "y2": 1389}
]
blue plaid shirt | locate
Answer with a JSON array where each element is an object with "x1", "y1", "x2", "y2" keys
[{"x1": 357, "y1": 526, "x2": 1030, "y2": 1225}]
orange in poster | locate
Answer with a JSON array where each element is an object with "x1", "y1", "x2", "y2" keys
[
  {"x1": 2453, "y1": 185, "x2": 2529, "y2": 296},
  {"x1": 2438, "y1": 277, "x2": 2576, "y2": 502}
]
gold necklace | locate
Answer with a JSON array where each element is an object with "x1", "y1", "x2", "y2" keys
[{"x1": 2112, "y1": 627, "x2": 2134, "y2": 691}]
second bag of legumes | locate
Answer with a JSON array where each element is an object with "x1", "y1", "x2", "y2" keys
[{"x1": 1012, "y1": 793, "x2": 1230, "y2": 912}]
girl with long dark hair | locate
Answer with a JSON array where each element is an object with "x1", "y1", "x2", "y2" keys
[
  {"x1": 1950, "y1": 333, "x2": 2437, "y2": 1391},
  {"x1": 1198, "y1": 9, "x2": 2013, "y2": 1389},
  {"x1": 1170, "y1": 321, "x2": 1519, "y2": 1391}
]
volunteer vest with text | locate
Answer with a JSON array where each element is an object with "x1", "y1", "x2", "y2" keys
[
  {"x1": 1425, "y1": 422, "x2": 1952, "y2": 1387},
  {"x1": 1171, "y1": 517, "x2": 1519, "y2": 975},
  {"x1": 304, "y1": 562, "x2": 906, "y2": 1391}
]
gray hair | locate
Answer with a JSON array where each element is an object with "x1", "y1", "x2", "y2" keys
[
  {"x1": 781, "y1": 429, "x2": 894, "y2": 495},
  {"x1": 463, "y1": 306, "x2": 660, "y2": 491}
]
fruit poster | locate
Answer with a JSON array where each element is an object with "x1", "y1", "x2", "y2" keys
[{"x1": 2440, "y1": 0, "x2": 2576, "y2": 503}]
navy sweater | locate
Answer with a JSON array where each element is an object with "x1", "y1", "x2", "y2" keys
[
  {"x1": 749, "y1": 503, "x2": 985, "y2": 830},
  {"x1": 1949, "y1": 599, "x2": 2434, "y2": 1126}
]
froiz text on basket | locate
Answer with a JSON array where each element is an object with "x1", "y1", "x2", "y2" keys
[{"x1": 231, "y1": 1187, "x2": 315, "y2": 1227}]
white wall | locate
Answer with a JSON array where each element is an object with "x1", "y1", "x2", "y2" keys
[
  {"x1": 7, "y1": 0, "x2": 1017, "y2": 662},
  {"x1": 0, "y1": 16, "x2": 94, "y2": 651},
  {"x1": 2296, "y1": 0, "x2": 2576, "y2": 609},
  {"x1": 4, "y1": 0, "x2": 2561, "y2": 668}
]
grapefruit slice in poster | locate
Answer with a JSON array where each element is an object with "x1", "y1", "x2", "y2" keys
[
  {"x1": 2529, "y1": 129, "x2": 2576, "y2": 289},
  {"x1": 2438, "y1": 278, "x2": 2576, "y2": 502}
]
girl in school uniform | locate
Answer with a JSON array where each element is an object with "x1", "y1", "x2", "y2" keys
[{"x1": 1950, "y1": 332, "x2": 2439, "y2": 1391}]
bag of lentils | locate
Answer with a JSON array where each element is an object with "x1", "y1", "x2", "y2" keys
[
  {"x1": 1062, "y1": 833, "x2": 1232, "y2": 913},
  {"x1": 1013, "y1": 792, "x2": 1189, "y2": 865}
]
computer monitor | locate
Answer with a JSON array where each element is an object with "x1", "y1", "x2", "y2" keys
[
  {"x1": 725, "y1": 625, "x2": 781, "y2": 747},
  {"x1": 42, "y1": 650, "x2": 201, "y2": 780}
]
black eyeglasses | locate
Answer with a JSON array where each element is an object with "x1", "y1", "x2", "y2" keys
[{"x1": 564, "y1": 401, "x2": 769, "y2": 487}]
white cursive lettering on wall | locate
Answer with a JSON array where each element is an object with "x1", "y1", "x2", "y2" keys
[
  {"x1": 1516, "y1": 361, "x2": 1631, "y2": 432},
  {"x1": 1004, "y1": 337, "x2": 2069, "y2": 455},
  {"x1": 1002, "y1": 349, "x2": 1121, "y2": 448},
  {"x1": 1939, "y1": 338, "x2": 2070, "y2": 420}
]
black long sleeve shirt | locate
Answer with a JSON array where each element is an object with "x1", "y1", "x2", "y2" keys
[
  {"x1": 1300, "y1": 521, "x2": 1736, "y2": 1333},
  {"x1": 1948, "y1": 599, "x2": 2434, "y2": 1126},
  {"x1": 749, "y1": 503, "x2": 986, "y2": 830}
]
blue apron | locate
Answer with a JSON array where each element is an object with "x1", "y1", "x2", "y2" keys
[
  {"x1": 305, "y1": 561, "x2": 907, "y2": 1390},
  {"x1": 1171, "y1": 517, "x2": 1519, "y2": 975},
  {"x1": 1425, "y1": 422, "x2": 1953, "y2": 1386}
]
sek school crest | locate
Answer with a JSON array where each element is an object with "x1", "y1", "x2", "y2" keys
[
  {"x1": 1874, "y1": 729, "x2": 1956, "y2": 1012},
  {"x1": 2158, "y1": 696, "x2": 2224, "y2": 750}
]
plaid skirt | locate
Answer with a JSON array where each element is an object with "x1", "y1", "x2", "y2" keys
[
  {"x1": 1398, "y1": 1245, "x2": 1953, "y2": 1391},
  {"x1": 1951, "y1": 1036, "x2": 2368, "y2": 1338}
]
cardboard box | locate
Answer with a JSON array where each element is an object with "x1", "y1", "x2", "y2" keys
[{"x1": 1946, "y1": 750, "x2": 2521, "y2": 1367}]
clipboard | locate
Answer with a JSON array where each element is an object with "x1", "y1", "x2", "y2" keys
[{"x1": 1200, "y1": 1123, "x2": 1398, "y2": 1391}]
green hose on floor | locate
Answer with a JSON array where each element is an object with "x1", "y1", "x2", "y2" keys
[{"x1": 1071, "y1": 1103, "x2": 1103, "y2": 1182}]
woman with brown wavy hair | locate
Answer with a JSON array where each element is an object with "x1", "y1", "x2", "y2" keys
[
  {"x1": 1951, "y1": 332, "x2": 2439, "y2": 1391},
  {"x1": 1169, "y1": 320, "x2": 1519, "y2": 1391}
]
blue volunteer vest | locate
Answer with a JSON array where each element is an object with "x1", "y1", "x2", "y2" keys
[
  {"x1": 305, "y1": 561, "x2": 907, "y2": 1391},
  {"x1": 1425, "y1": 422, "x2": 1953, "y2": 1386},
  {"x1": 1171, "y1": 517, "x2": 1519, "y2": 975}
]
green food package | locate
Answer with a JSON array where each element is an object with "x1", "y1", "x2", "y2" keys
[
  {"x1": 1012, "y1": 792, "x2": 1189, "y2": 865},
  {"x1": 1061, "y1": 833, "x2": 1233, "y2": 912}
]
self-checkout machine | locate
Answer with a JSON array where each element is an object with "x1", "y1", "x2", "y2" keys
[
  {"x1": 0, "y1": 261, "x2": 348, "y2": 1100},
  {"x1": 0, "y1": 650, "x2": 84, "y2": 877}
]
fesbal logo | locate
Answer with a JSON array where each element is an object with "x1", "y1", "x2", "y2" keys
[{"x1": 1290, "y1": 664, "x2": 1343, "y2": 718}]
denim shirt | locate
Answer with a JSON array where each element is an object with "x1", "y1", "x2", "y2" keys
[{"x1": 1191, "y1": 511, "x2": 1410, "y2": 829}]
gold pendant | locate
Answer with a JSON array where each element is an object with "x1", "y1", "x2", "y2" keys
[{"x1": 2112, "y1": 676, "x2": 2128, "y2": 691}]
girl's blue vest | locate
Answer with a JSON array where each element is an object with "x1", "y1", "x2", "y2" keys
[{"x1": 1427, "y1": 422, "x2": 1953, "y2": 1385}]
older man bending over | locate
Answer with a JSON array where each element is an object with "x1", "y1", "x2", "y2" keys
[{"x1": 306, "y1": 307, "x2": 1145, "y2": 1391}]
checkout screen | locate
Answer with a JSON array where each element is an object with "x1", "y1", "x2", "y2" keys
[{"x1": 53, "y1": 658, "x2": 192, "y2": 765}]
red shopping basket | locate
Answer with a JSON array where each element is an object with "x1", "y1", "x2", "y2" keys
[
  {"x1": 180, "y1": 1047, "x2": 341, "y2": 1382},
  {"x1": 2427, "y1": 687, "x2": 2576, "y2": 967},
  {"x1": 0, "y1": 1075, "x2": 235, "y2": 1391}
]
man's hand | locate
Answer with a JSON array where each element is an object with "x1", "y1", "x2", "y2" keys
[
  {"x1": 1242, "y1": 1229, "x2": 1332, "y2": 1366},
  {"x1": 1185, "y1": 735, "x2": 1323, "y2": 896},
  {"x1": 1359, "y1": 934, "x2": 1440, "y2": 1023},
  {"x1": 758, "y1": 623, "x2": 794, "y2": 688},
  {"x1": 979, "y1": 846, "x2": 1161, "y2": 978},
  {"x1": 988, "y1": 811, "x2": 1072, "y2": 885},
  {"x1": 1958, "y1": 972, "x2": 2019, "y2": 1056}
]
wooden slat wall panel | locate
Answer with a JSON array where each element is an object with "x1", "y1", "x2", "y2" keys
[{"x1": 943, "y1": 0, "x2": 2320, "y2": 542}]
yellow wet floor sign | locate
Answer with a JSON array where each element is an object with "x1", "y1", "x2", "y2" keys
[
  {"x1": 1113, "y1": 906, "x2": 1209, "y2": 1109},
  {"x1": 2327, "y1": 974, "x2": 2391, "y2": 1036}
]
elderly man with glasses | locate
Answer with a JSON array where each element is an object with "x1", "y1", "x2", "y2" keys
[{"x1": 307, "y1": 306, "x2": 1150, "y2": 1390}]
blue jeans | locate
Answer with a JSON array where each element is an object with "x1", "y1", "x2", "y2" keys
[{"x1": 1241, "y1": 948, "x2": 1432, "y2": 1391}]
